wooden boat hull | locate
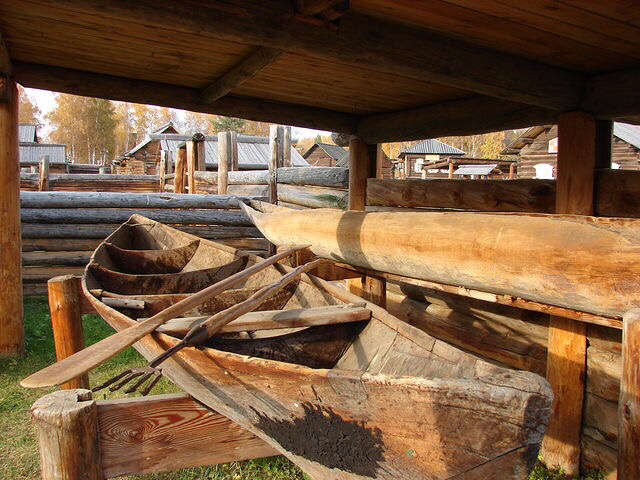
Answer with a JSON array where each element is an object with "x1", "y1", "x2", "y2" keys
[
  {"x1": 241, "y1": 203, "x2": 640, "y2": 318},
  {"x1": 83, "y1": 214, "x2": 552, "y2": 479}
]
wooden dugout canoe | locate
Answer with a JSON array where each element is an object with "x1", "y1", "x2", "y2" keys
[
  {"x1": 240, "y1": 202, "x2": 640, "y2": 318},
  {"x1": 83, "y1": 214, "x2": 552, "y2": 479}
]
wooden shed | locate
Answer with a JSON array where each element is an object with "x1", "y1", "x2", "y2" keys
[
  {"x1": 302, "y1": 142, "x2": 347, "y2": 167},
  {"x1": 503, "y1": 122, "x2": 640, "y2": 178},
  {"x1": 1, "y1": 1, "x2": 640, "y2": 479},
  {"x1": 398, "y1": 139, "x2": 465, "y2": 178}
]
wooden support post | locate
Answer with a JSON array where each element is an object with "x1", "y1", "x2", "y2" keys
[
  {"x1": 159, "y1": 150, "x2": 166, "y2": 192},
  {"x1": 48, "y1": 275, "x2": 89, "y2": 389},
  {"x1": 195, "y1": 133, "x2": 206, "y2": 171},
  {"x1": 175, "y1": 146, "x2": 186, "y2": 194},
  {"x1": 0, "y1": 77, "x2": 23, "y2": 356},
  {"x1": 448, "y1": 158, "x2": 454, "y2": 179},
  {"x1": 230, "y1": 131, "x2": 238, "y2": 171},
  {"x1": 31, "y1": 389, "x2": 101, "y2": 480},
  {"x1": 283, "y1": 126, "x2": 292, "y2": 167},
  {"x1": 618, "y1": 309, "x2": 640, "y2": 480},
  {"x1": 508, "y1": 162, "x2": 515, "y2": 179},
  {"x1": 540, "y1": 111, "x2": 599, "y2": 476},
  {"x1": 404, "y1": 157, "x2": 410, "y2": 179},
  {"x1": 268, "y1": 125, "x2": 279, "y2": 205},
  {"x1": 217, "y1": 131, "x2": 229, "y2": 194},
  {"x1": 38, "y1": 154, "x2": 49, "y2": 191},
  {"x1": 186, "y1": 140, "x2": 197, "y2": 194}
]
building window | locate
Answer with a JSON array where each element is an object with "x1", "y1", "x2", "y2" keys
[
  {"x1": 534, "y1": 163, "x2": 554, "y2": 179},
  {"x1": 414, "y1": 158, "x2": 424, "y2": 173},
  {"x1": 548, "y1": 137, "x2": 558, "y2": 153},
  {"x1": 612, "y1": 162, "x2": 621, "y2": 169}
]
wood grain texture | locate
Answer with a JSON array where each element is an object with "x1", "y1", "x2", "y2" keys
[
  {"x1": 618, "y1": 309, "x2": 640, "y2": 479},
  {"x1": 97, "y1": 393, "x2": 277, "y2": 477},
  {"x1": 0, "y1": 78, "x2": 23, "y2": 356},
  {"x1": 217, "y1": 132, "x2": 229, "y2": 195},
  {"x1": 348, "y1": 137, "x2": 371, "y2": 211},
  {"x1": 48, "y1": 275, "x2": 89, "y2": 390},
  {"x1": 31, "y1": 389, "x2": 101, "y2": 480},
  {"x1": 174, "y1": 147, "x2": 186, "y2": 194}
]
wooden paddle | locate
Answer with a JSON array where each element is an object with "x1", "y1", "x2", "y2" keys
[{"x1": 21, "y1": 245, "x2": 309, "y2": 388}]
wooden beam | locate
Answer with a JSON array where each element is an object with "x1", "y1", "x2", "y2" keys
[
  {"x1": 12, "y1": 61, "x2": 358, "y2": 135},
  {"x1": 41, "y1": 0, "x2": 582, "y2": 110},
  {"x1": 618, "y1": 309, "x2": 640, "y2": 480},
  {"x1": 583, "y1": 68, "x2": 640, "y2": 119},
  {"x1": 295, "y1": 0, "x2": 345, "y2": 16},
  {"x1": 201, "y1": 47, "x2": 283, "y2": 104},
  {"x1": 217, "y1": 132, "x2": 229, "y2": 195},
  {"x1": 0, "y1": 32, "x2": 12, "y2": 76},
  {"x1": 540, "y1": 111, "x2": 599, "y2": 476},
  {"x1": 0, "y1": 78, "x2": 22, "y2": 356},
  {"x1": 347, "y1": 137, "x2": 371, "y2": 211},
  {"x1": 97, "y1": 393, "x2": 277, "y2": 477},
  {"x1": 357, "y1": 96, "x2": 560, "y2": 144}
]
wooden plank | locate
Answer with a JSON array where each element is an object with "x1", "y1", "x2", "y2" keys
[
  {"x1": 278, "y1": 184, "x2": 347, "y2": 209},
  {"x1": 217, "y1": 132, "x2": 229, "y2": 195},
  {"x1": 27, "y1": 1, "x2": 583, "y2": 110},
  {"x1": 618, "y1": 309, "x2": 640, "y2": 479},
  {"x1": 347, "y1": 137, "x2": 369, "y2": 211},
  {"x1": 38, "y1": 155, "x2": 49, "y2": 191},
  {"x1": 22, "y1": 251, "x2": 91, "y2": 266},
  {"x1": 367, "y1": 178, "x2": 556, "y2": 213},
  {"x1": 20, "y1": 191, "x2": 259, "y2": 209},
  {"x1": 201, "y1": 47, "x2": 283, "y2": 104},
  {"x1": 97, "y1": 393, "x2": 277, "y2": 478},
  {"x1": 48, "y1": 275, "x2": 89, "y2": 390},
  {"x1": 541, "y1": 111, "x2": 597, "y2": 476},
  {"x1": 174, "y1": 146, "x2": 186, "y2": 194},
  {"x1": 22, "y1": 238, "x2": 101, "y2": 252},
  {"x1": 0, "y1": 78, "x2": 22, "y2": 356},
  {"x1": 31, "y1": 390, "x2": 101, "y2": 480},
  {"x1": 13, "y1": 61, "x2": 358, "y2": 135},
  {"x1": 22, "y1": 266, "x2": 85, "y2": 283},
  {"x1": 21, "y1": 208, "x2": 251, "y2": 226}
]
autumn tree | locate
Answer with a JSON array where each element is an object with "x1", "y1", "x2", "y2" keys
[
  {"x1": 47, "y1": 94, "x2": 117, "y2": 164},
  {"x1": 18, "y1": 85, "x2": 41, "y2": 125},
  {"x1": 113, "y1": 102, "x2": 134, "y2": 154},
  {"x1": 182, "y1": 111, "x2": 215, "y2": 134},
  {"x1": 130, "y1": 104, "x2": 179, "y2": 134},
  {"x1": 210, "y1": 116, "x2": 246, "y2": 133}
]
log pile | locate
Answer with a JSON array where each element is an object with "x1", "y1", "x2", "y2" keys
[
  {"x1": 21, "y1": 173, "x2": 160, "y2": 193},
  {"x1": 20, "y1": 192, "x2": 267, "y2": 296}
]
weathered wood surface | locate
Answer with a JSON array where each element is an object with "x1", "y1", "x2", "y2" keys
[
  {"x1": 618, "y1": 309, "x2": 640, "y2": 479},
  {"x1": 175, "y1": 147, "x2": 186, "y2": 194},
  {"x1": 23, "y1": 251, "x2": 91, "y2": 267},
  {"x1": 242, "y1": 204, "x2": 640, "y2": 318},
  {"x1": 22, "y1": 238, "x2": 102, "y2": 252},
  {"x1": 23, "y1": 266, "x2": 85, "y2": 283},
  {"x1": 367, "y1": 178, "x2": 555, "y2": 213},
  {"x1": 277, "y1": 167, "x2": 349, "y2": 188},
  {"x1": 98, "y1": 393, "x2": 277, "y2": 477},
  {"x1": 195, "y1": 170, "x2": 269, "y2": 185},
  {"x1": 595, "y1": 169, "x2": 640, "y2": 218},
  {"x1": 105, "y1": 240, "x2": 199, "y2": 274},
  {"x1": 0, "y1": 78, "x2": 23, "y2": 355},
  {"x1": 21, "y1": 223, "x2": 262, "y2": 239},
  {"x1": 348, "y1": 137, "x2": 371, "y2": 211},
  {"x1": 217, "y1": 132, "x2": 229, "y2": 195},
  {"x1": 278, "y1": 184, "x2": 347, "y2": 209},
  {"x1": 22, "y1": 208, "x2": 251, "y2": 226},
  {"x1": 20, "y1": 191, "x2": 258, "y2": 209},
  {"x1": 31, "y1": 389, "x2": 101, "y2": 480},
  {"x1": 48, "y1": 275, "x2": 89, "y2": 389},
  {"x1": 38, "y1": 155, "x2": 49, "y2": 191}
]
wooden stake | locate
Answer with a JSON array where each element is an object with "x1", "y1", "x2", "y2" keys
[
  {"x1": 159, "y1": 150, "x2": 166, "y2": 192},
  {"x1": 38, "y1": 154, "x2": 49, "y2": 191},
  {"x1": 174, "y1": 146, "x2": 186, "y2": 194},
  {"x1": 348, "y1": 137, "x2": 370, "y2": 211},
  {"x1": 217, "y1": 131, "x2": 229, "y2": 195},
  {"x1": 196, "y1": 134, "x2": 206, "y2": 171},
  {"x1": 31, "y1": 389, "x2": 101, "y2": 480},
  {"x1": 230, "y1": 131, "x2": 238, "y2": 171},
  {"x1": 283, "y1": 126, "x2": 292, "y2": 167},
  {"x1": 0, "y1": 78, "x2": 23, "y2": 356},
  {"x1": 268, "y1": 125, "x2": 278, "y2": 205},
  {"x1": 618, "y1": 309, "x2": 640, "y2": 480},
  {"x1": 48, "y1": 275, "x2": 89, "y2": 390},
  {"x1": 541, "y1": 111, "x2": 598, "y2": 476},
  {"x1": 448, "y1": 158, "x2": 454, "y2": 179},
  {"x1": 186, "y1": 140, "x2": 197, "y2": 194}
]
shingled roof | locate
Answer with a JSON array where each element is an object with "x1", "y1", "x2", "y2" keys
[{"x1": 398, "y1": 139, "x2": 465, "y2": 158}]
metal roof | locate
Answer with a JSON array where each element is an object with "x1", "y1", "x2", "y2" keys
[
  {"x1": 613, "y1": 122, "x2": 640, "y2": 150},
  {"x1": 399, "y1": 139, "x2": 465, "y2": 157},
  {"x1": 128, "y1": 133, "x2": 307, "y2": 168},
  {"x1": 19, "y1": 124, "x2": 38, "y2": 143},
  {"x1": 19, "y1": 143, "x2": 67, "y2": 164},
  {"x1": 453, "y1": 164, "x2": 498, "y2": 175},
  {"x1": 304, "y1": 142, "x2": 348, "y2": 162}
]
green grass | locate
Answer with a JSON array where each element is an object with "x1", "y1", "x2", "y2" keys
[
  {"x1": 0, "y1": 297, "x2": 306, "y2": 479},
  {"x1": 1, "y1": 298, "x2": 602, "y2": 480}
]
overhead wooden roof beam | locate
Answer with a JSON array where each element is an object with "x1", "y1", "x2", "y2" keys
[
  {"x1": 41, "y1": 0, "x2": 582, "y2": 111},
  {"x1": 12, "y1": 61, "x2": 358, "y2": 134},
  {"x1": 201, "y1": 47, "x2": 284, "y2": 104},
  {"x1": 582, "y1": 68, "x2": 640, "y2": 120},
  {"x1": 295, "y1": 0, "x2": 346, "y2": 16},
  {"x1": 356, "y1": 96, "x2": 560, "y2": 144},
  {"x1": 0, "y1": 32, "x2": 11, "y2": 76}
]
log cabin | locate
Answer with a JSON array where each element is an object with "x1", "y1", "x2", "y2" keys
[
  {"x1": 302, "y1": 141, "x2": 347, "y2": 167},
  {"x1": 18, "y1": 123, "x2": 68, "y2": 173},
  {"x1": 503, "y1": 122, "x2": 640, "y2": 179},
  {"x1": 1, "y1": 1, "x2": 640, "y2": 478},
  {"x1": 398, "y1": 138, "x2": 464, "y2": 178}
]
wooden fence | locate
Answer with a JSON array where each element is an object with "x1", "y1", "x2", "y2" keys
[
  {"x1": 21, "y1": 173, "x2": 160, "y2": 192},
  {"x1": 20, "y1": 191, "x2": 267, "y2": 296}
]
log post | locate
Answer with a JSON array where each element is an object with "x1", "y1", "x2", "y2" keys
[
  {"x1": 0, "y1": 77, "x2": 23, "y2": 356},
  {"x1": 195, "y1": 133, "x2": 206, "y2": 171},
  {"x1": 186, "y1": 139, "x2": 197, "y2": 194},
  {"x1": 618, "y1": 309, "x2": 640, "y2": 480},
  {"x1": 230, "y1": 131, "x2": 238, "y2": 171},
  {"x1": 283, "y1": 126, "x2": 292, "y2": 167},
  {"x1": 508, "y1": 163, "x2": 514, "y2": 179},
  {"x1": 175, "y1": 146, "x2": 186, "y2": 194},
  {"x1": 448, "y1": 158, "x2": 454, "y2": 179},
  {"x1": 159, "y1": 150, "x2": 166, "y2": 193},
  {"x1": 48, "y1": 274, "x2": 89, "y2": 390},
  {"x1": 540, "y1": 111, "x2": 600, "y2": 476},
  {"x1": 217, "y1": 131, "x2": 230, "y2": 195},
  {"x1": 268, "y1": 125, "x2": 279, "y2": 204},
  {"x1": 31, "y1": 389, "x2": 101, "y2": 480},
  {"x1": 38, "y1": 155, "x2": 49, "y2": 191},
  {"x1": 404, "y1": 157, "x2": 409, "y2": 179}
]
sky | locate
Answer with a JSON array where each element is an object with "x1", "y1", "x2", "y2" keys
[{"x1": 25, "y1": 87, "x2": 330, "y2": 140}]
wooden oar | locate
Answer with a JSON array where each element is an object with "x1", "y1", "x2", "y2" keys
[{"x1": 21, "y1": 245, "x2": 309, "y2": 388}]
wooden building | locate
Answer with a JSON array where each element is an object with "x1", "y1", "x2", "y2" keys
[
  {"x1": 503, "y1": 122, "x2": 640, "y2": 178},
  {"x1": 397, "y1": 139, "x2": 464, "y2": 178},
  {"x1": 18, "y1": 124, "x2": 68, "y2": 173},
  {"x1": 302, "y1": 142, "x2": 347, "y2": 167},
  {"x1": 2, "y1": 2, "x2": 640, "y2": 479}
]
